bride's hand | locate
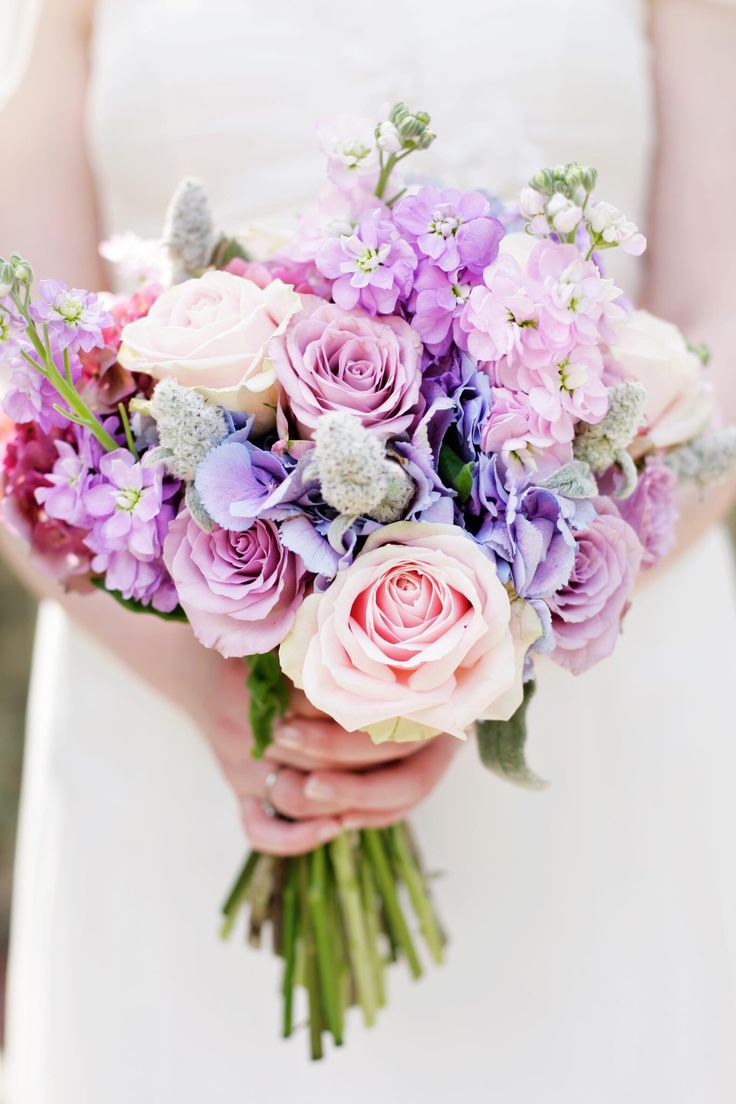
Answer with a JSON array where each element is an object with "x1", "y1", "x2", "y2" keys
[{"x1": 195, "y1": 656, "x2": 458, "y2": 856}]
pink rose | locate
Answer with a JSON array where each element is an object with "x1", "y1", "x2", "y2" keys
[
  {"x1": 163, "y1": 511, "x2": 307, "y2": 657},
  {"x1": 118, "y1": 271, "x2": 301, "y2": 432},
  {"x1": 269, "y1": 296, "x2": 422, "y2": 440},
  {"x1": 548, "y1": 504, "x2": 642, "y2": 674},
  {"x1": 280, "y1": 522, "x2": 541, "y2": 742}
]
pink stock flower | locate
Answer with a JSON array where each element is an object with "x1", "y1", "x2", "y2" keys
[
  {"x1": 280, "y1": 522, "x2": 541, "y2": 743},
  {"x1": 270, "y1": 296, "x2": 423, "y2": 440},
  {"x1": 525, "y1": 240, "x2": 624, "y2": 348},
  {"x1": 481, "y1": 388, "x2": 573, "y2": 482},
  {"x1": 458, "y1": 254, "x2": 537, "y2": 362},
  {"x1": 164, "y1": 512, "x2": 308, "y2": 657}
]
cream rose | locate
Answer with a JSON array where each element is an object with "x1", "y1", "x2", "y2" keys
[
  {"x1": 280, "y1": 522, "x2": 541, "y2": 743},
  {"x1": 611, "y1": 309, "x2": 712, "y2": 450},
  {"x1": 118, "y1": 271, "x2": 301, "y2": 432}
]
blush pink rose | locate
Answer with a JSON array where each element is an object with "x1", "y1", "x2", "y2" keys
[
  {"x1": 610, "y1": 309, "x2": 712, "y2": 450},
  {"x1": 118, "y1": 271, "x2": 301, "y2": 432},
  {"x1": 280, "y1": 522, "x2": 541, "y2": 742},
  {"x1": 269, "y1": 296, "x2": 422, "y2": 440},
  {"x1": 164, "y1": 511, "x2": 307, "y2": 657}
]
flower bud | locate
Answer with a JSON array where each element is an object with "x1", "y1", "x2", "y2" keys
[{"x1": 519, "y1": 187, "x2": 545, "y2": 218}]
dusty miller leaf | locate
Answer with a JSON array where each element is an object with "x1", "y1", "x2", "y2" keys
[{"x1": 475, "y1": 681, "x2": 547, "y2": 790}]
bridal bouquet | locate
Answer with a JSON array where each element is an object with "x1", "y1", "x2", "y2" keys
[{"x1": 2, "y1": 103, "x2": 734, "y2": 1058}]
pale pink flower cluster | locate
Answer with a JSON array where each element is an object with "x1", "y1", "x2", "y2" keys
[{"x1": 459, "y1": 240, "x2": 619, "y2": 479}]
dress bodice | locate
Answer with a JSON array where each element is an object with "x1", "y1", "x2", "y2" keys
[{"x1": 85, "y1": 0, "x2": 653, "y2": 290}]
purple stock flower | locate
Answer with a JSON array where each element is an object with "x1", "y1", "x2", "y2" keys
[
  {"x1": 83, "y1": 449, "x2": 179, "y2": 610},
  {"x1": 34, "y1": 426, "x2": 103, "y2": 528},
  {"x1": 0, "y1": 298, "x2": 27, "y2": 361},
  {"x1": 195, "y1": 437, "x2": 303, "y2": 532},
  {"x1": 616, "y1": 456, "x2": 678, "y2": 570},
  {"x1": 394, "y1": 187, "x2": 503, "y2": 274},
  {"x1": 410, "y1": 261, "x2": 481, "y2": 355},
  {"x1": 316, "y1": 209, "x2": 417, "y2": 315},
  {"x1": 3, "y1": 355, "x2": 84, "y2": 435},
  {"x1": 30, "y1": 280, "x2": 112, "y2": 354}
]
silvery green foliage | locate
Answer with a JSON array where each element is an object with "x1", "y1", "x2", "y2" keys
[
  {"x1": 185, "y1": 484, "x2": 215, "y2": 533},
  {"x1": 542, "y1": 460, "x2": 598, "y2": 499},
  {"x1": 149, "y1": 379, "x2": 228, "y2": 482},
  {"x1": 162, "y1": 178, "x2": 218, "y2": 283},
  {"x1": 665, "y1": 428, "x2": 736, "y2": 487},
  {"x1": 313, "y1": 412, "x2": 414, "y2": 522},
  {"x1": 574, "y1": 381, "x2": 647, "y2": 473}
]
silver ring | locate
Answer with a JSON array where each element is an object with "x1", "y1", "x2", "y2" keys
[{"x1": 262, "y1": 768, "x2": 281, "y2": 818}]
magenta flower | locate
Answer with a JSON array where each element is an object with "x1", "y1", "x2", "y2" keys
[
  {"x1": 1, "y1": 422, "x2": 92, "y2": 579},
  {"x1": 164, "y1": 512, "x2": 308, "y2": 657},
  {"x1": 316, "y1": 209, "x2": 417, "y2": 315},
  {"x1": 548, "y1": 504, "x2": 642, "y2": 674},
  {"x1": 30, "y1": 279, "x2": 112, "y2": 354},
  {"x1": 616, "y1": 457, "x2": 678, "y2": 570},
  {"x1": 393, "y1": 187, "x2": 503, "y2": 274}
]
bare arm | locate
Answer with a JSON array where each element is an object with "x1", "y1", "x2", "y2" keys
[{"x1": 647, "y1": 0, "x2": 736, "y2": 540}]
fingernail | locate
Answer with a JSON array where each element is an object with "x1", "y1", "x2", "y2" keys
[
  {"x1": 305, "y1": 778, "x2": 336, "y2": 802},
  {"x1": 275, "y1": 724, "x2": 301, "y2": 750},
  {"x1": 317, "y1": 822, "x2": 339, "y2": 842},
  {"x1": 342, "y1": 817, "x2": 363, "y2": 831}
]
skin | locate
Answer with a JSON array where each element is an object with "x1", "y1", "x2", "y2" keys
[{"x1": 1, "y1": 0, "x2": 734, "y2": 855}]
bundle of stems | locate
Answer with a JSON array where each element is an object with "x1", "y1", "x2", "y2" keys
[{"x1": 220, "y1": 823, "x2": 445, "y2": 1059}]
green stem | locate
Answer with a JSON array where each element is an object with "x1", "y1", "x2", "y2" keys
[
  {"x1": 363, "y1": 829, "x2": 422, "y2": 980},
  {"x1": 219, "y1": 850, "x2": 258, "y2": 939},
  {"x1": 309, "y1": 847, "x2": 343, "y2": 1046},
  {"x1": 390, "y1": 823, "x2": 444, "y2": 965},
  {"x1": 329, "y1": 832, "x2": 378, "y2": 1027},
  {"x1": 358, "y1": 840, "x2": 386, "y2": 1008},
  {"x1": 281, "y1": 858, "x2": 299, "y2": 1039},
  {"x1": 118, "y1": 402, "x2": 140, "y2": 460},
  {"x1": 298, "y1": 856, "x2": 324, "y2": 1060}
]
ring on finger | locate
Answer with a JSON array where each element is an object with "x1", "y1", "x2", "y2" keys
[{"x1": 262, "y1": 767, "x2": 281, "y2": 818}]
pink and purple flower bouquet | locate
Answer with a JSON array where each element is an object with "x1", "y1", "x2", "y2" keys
[{"x1": 2, "y1": 103, "x2": 734, "y2": 1058}]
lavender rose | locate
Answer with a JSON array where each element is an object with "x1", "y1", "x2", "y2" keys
[
  {"x1": 270, "y1": 295, "x2": 422, "y2": 439},
  {"x1": 164, "y1": 512, "x2": 308, "y2": 657},
  {"x1": 616, "y1": 456, "x2": 678, "y2": 569},
  {"x1": 548, "y1": 505, "x2": 642, "y2": 674}
]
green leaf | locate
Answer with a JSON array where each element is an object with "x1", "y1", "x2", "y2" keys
[
  {"x1": 90, "y1": 577, "x2": 188, "y2": 622},
  {"x1": 246, "y1": 649, "x2": 290, "y2": 758},
  {"x1": 438, "y1": 444, "x2": 474, "y2": 503},
  {"x1": 475, "y1": 681, "x2": 546, "y2": 790},
  {"x1": 210, "y1": 235, "x2": 250, "y2": 268}
]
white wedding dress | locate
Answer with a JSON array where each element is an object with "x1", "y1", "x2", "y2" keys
[{"x1": 6, "y1": 2, "x2": 736, "y2": 1101}]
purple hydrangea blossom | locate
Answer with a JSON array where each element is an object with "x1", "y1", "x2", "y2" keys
[
  {"x1": 83, "y1": 449, "x2": 179, "y2": 609},
  {"x1": 316, "y1": 209, "x2": 417, "y2": 315},
  {"x1": 419, "y1": 350, "x2": 491, "y2": 461},
  {"x1": 393, "y1": 187, "x2": 503, "y2": 274},
  {"x1": 29, "y1": 280, "x2": 112, "y2": 354},
  {"x1": 195, "y1": 436, "x2": 306, "y2": 532}
]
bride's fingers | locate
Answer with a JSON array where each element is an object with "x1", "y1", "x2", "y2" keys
[
  {"x1": 270, "y1": 718, "x2": 424, "y2": 768},
  {"x1": 340, "y1": 805, "x2": 416, "y2": 830},
  {"x1": 240, "y1": 799, "x2": 342, "y2": 856},
  {"x1": 302, "y1": 734, "x2": 457, "y2": 814},
  {"x1": 237, "y1": 760, "x2": 357, "y2": 819}
]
